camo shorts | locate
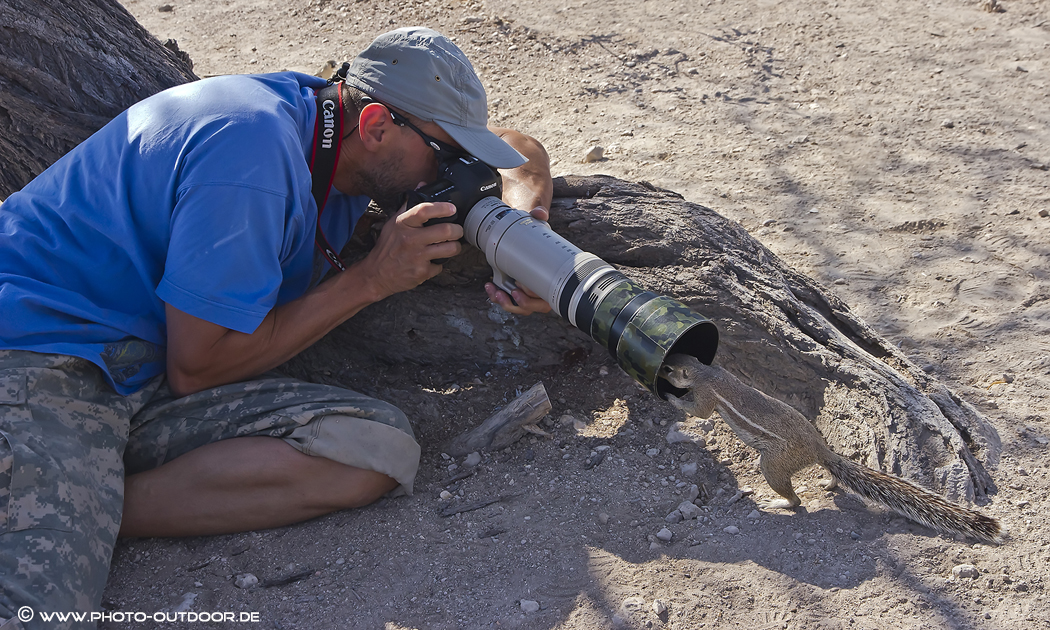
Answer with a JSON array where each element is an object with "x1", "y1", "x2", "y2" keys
[{"x1": 0, "y1": 350, "x2": 419, "y2": 630}]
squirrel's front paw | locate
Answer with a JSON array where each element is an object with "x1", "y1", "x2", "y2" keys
[{"x1": 665, "y1": 393, "x2": 689, "y2": 412}]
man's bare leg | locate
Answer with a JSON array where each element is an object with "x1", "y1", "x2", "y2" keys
[{"x1": 119, "y1": 436, "x2": 397, "y2": 537}]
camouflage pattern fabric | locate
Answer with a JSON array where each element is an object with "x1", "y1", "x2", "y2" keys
[{"x1": 0, "y1": 350, "x2": 418, "y2": 629}]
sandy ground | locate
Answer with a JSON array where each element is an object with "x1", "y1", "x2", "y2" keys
[{"x1": 103, "y1": 0, "x2": 1049, "y2": 628}]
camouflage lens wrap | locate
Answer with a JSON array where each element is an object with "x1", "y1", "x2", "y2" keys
[
  {"x1": 615, "y1": 295, "x2": 719, "y2": 395},
  {"x1": 588, "y1": 278, "x2": 643, "y2": 350},
  {"x1": 585, "y1": 280, "x2": 719, "y2": 396}
]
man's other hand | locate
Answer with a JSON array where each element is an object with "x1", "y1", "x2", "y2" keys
[{"x1": 484, "y1": 281, "x2": 552, "y2": 317}]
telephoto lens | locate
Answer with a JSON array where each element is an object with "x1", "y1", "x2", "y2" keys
[{"x1": 462, "y1": 196, "x2": 719, "y2": 398}]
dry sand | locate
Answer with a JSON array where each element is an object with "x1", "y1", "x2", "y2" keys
[{"x1": 105, "y1": 0, "x2": 1049, "y2": 628}]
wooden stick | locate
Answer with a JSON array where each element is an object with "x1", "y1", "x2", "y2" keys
[{"x1": 445, "y1": 382, "x2": 552, "y2": 456}]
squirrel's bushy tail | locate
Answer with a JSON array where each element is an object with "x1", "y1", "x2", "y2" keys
[{"x1": 824, "y1": 456, "x2": 1001, "y2": 543}]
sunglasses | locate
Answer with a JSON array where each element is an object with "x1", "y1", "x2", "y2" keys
[{"x1": 360, "y1": 97, "x2": 468, "y2": 161}]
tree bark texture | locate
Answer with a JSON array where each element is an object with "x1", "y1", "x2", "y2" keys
[
  {"x1": 0, "y1": 0, "x2": 197, "y2": 199},
  {"x1": 285, "y1": 175, "x2": 1000, "y2": 503}
]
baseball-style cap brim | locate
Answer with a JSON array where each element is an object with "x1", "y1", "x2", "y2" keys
[
  {"x1": 344, "y1": 27, "x2": 528, "y2": 170},
  {"x1": 437, "y1": 122, "x2": 527, "y2": 169}
]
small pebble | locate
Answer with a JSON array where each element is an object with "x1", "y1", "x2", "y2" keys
[
  {"x1": 686, "y1": 484, "x2": 700, "y2": 503},
  {"x1": 652, "y1": 599, "x2": 668, "y2": 616},
  {"x1": 520, "y1": 599, "x2": 540, "y2": 613},
  {"x1": 646, "y1": 448, "x2": 661, "y2": 457},
  {"x1": 656, "y1": 528, "x2": 673, "y2": 542},
  {"x1": 679, "y1": 501, "x2": 701, "y2": 520},
  {"x1": 439, "y1": 490, "x2": 453, "y2": 500},
  {"x1": 157, "y1": 4, "x2": 173, "y2": 12},
  {"x1": 583, "y1": 145, "x2": 605, "y2": 163},
  {"x1": 952, "y1": 564, "x2": 980, "y2": 579},
  {"x1": 747, "y1": 509, "x2": 761, "y2": 520},
  {"x1": 666, "y1": 422, "x2": 695, "y2": 444},
  {"x1": 464, "y1": 452, "x2": 482, "y2": 467},
  {"x1": 941, "y1": 119, "x2": 955, "y2": 128},
  {"x1": 598, "y1": 513, "x2": 610, "y2": 524},
  {"x1": 665, "y1": 510, "x2": 684, "y2": 523},
  {"x1": 723, "y1": 525, "x2": 740, "y2": 535},
  {"x1": 234, "y1": 573, "x2": 258, "y2": 589}
]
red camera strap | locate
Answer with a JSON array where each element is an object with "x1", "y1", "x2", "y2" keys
[{"x1": 309, "y1": 83, "x2": 347, "y2": 272}]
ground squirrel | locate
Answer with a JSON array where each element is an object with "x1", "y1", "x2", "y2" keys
[{"x1": 659, "y1": 354, "x2": 1001, "y2": 542}]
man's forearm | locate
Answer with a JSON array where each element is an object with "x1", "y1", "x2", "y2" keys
[
  {"x1": 490, "y1": 126, "x2": 553, "y2": 214},
  {"x1": 164, "y1": 264, "x2": 383, "y2": 396},
  {"x1": 165, "y1": 201, "x2": 463, "y2": 397}
]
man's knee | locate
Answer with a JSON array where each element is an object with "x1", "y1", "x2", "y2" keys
[{"x1": 286, "y1": 448, "x2": 399, "y2": 511}]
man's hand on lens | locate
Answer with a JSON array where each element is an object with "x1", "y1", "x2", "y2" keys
[{"x1": 485, "y1": 282, "x2": 552, "y2": 316}]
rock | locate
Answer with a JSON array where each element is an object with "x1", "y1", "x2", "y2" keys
[
  {"x1": 952, "y1": 564, "x2": 980, "y2": 579},
  {"x1": 439, "y1": 490, "x2": 453, "y2": 499},
  {"x1": 652, "y1": 599, "x2": 668, "y2": 616},
  {"x1": 678, "y1": 501, "x2": 701, "y2": 520},
  {"x1": 981, "y1": 0, "x2": 1005, "y2": 13},
  {"x1": 171, "y1": 592, "x2": 197, "y2": 613},
  {"x1": 1039, "y1": 209, "x2": 1048, "y2": 217},
  {"x1": 598, "y1": 512, "x2": 610, "y2": 524},
  {"x1": 520, "y1": 599, "x2": 540, "y2": 613},
  {"x1": 646, "y1": 448, "x2": 661, "y2": 457},
  {"x1": 680, "y1": 461, "x2": 698, "y2": 477},
  {"x1": 157, "y1": 4, "x2": 174, "y2": 12},
  {"x1": 665, "y1": 510, "x2": 684, "y2": 523},
  {"x1": 686, "y1": 484, "x2": 700, "y2": 503},
  {"x1": 464, "y1": 452, "x2": 482, "y2": 467},
  {"x1": 666, "y1": 422, "x2": 696, "y2": 444},
  {"x1": 620, "y1": 596, "x2": 646, "y2": 615},
  {"x1": 723, "y1": 525, "x2": 740, "y2": 535},
  {"x1": 234, "y1": 573, "x2": 258, "y2": 589},
  {"x1": 656, "y1": 528, "x2": 673, "y2": 542},
  {"x1": 747, "y1": 509, "x2": 761, "y2": 520},
  {"x1": 941, "y1": 119, "x2": 955, "y2": 128},
  {"x1": 583, "y1": 145, "x2": 605, "y2": 163}
]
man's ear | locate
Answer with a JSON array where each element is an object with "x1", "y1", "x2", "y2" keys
[{"x1": 357, "y1": 103, "x2": 393, "y2": 152}]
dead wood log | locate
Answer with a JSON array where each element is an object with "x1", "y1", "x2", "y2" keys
[
  {"x1": 0, "y1": 0, "x2": 197, "y2": 199},
  {"x1": 286, "y1": 175, "x2": 1000, "y2": 503},
  {"x1": 445, "y1": 382, "x2": 552, "y2": 456}
]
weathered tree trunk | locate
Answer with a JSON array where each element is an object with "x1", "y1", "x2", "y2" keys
[
  {"x1": 286, "y1": 176, "x2": 1000, "y2": 503},
  {"x1": 0, "y1": 2, "x2": 997, "y2": 503},
  {"x1": 0, "y1": 0, "x2": 197, "y2": 199}
]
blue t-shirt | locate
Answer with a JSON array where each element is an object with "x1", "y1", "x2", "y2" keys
[{"x1": 0, "y1": 72, "x2": 369, "y2": 394}]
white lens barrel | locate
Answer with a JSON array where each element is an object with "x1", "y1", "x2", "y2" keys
[{"x1": 463, "y1": 196, "x2": 718, "y2": 395}]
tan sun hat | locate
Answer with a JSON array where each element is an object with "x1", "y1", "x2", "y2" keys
[{"x1": 343, "y1": 27, "x2": 528, "y2": 169}]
